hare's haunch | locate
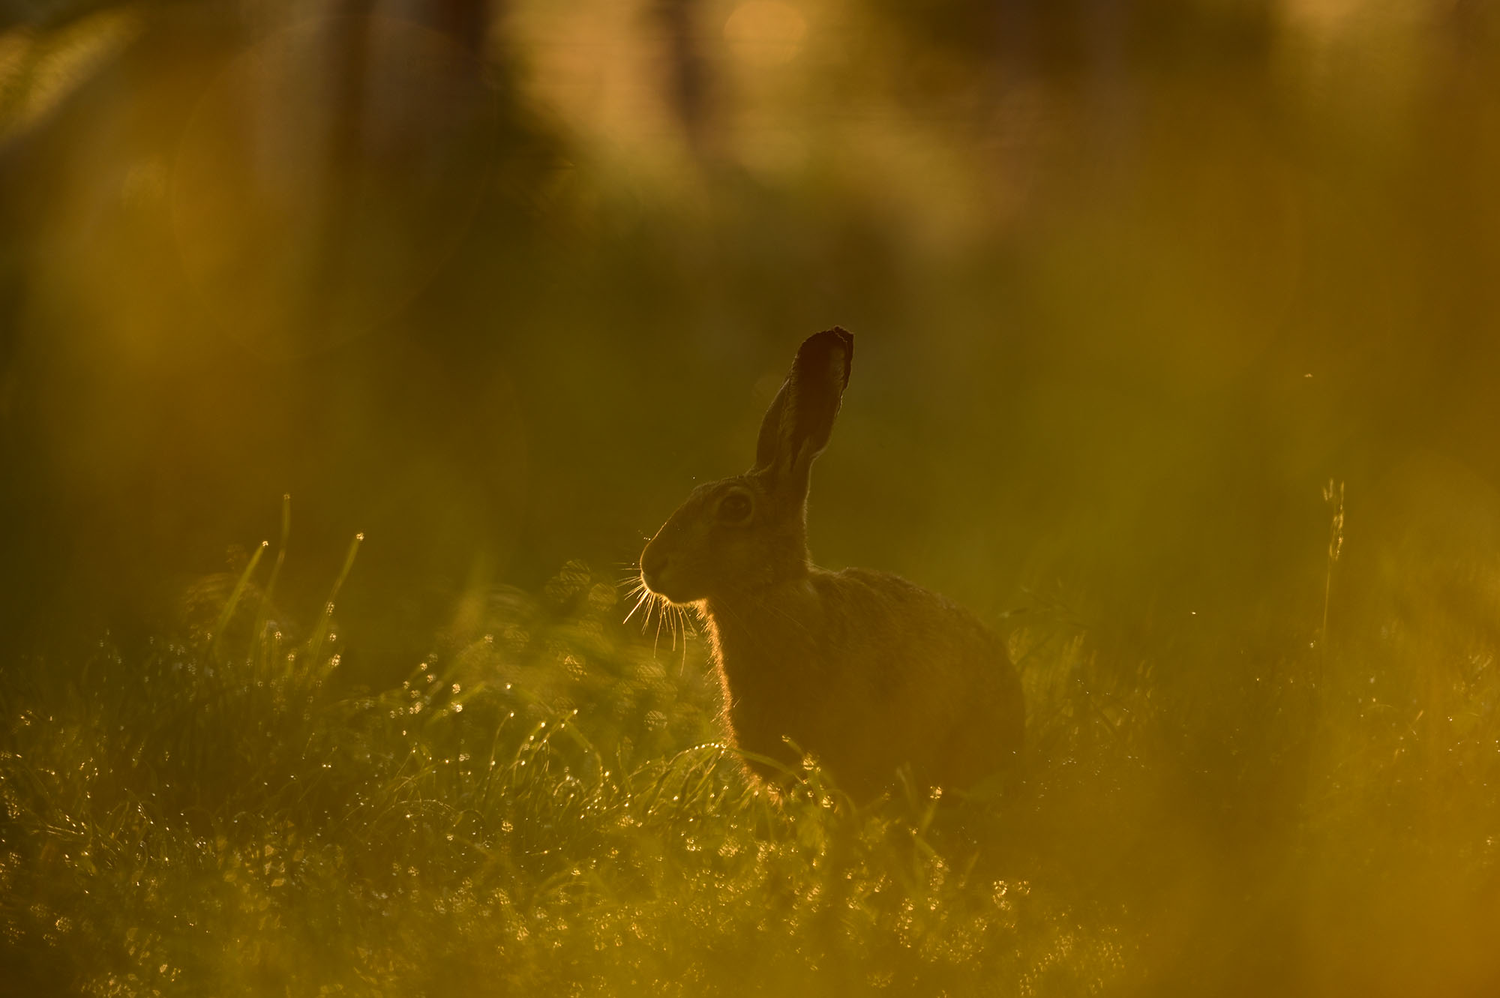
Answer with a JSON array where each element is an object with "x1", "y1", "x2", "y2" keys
[{"x1": 641, "y1": 329, "x2": 1024, "y2": 796}]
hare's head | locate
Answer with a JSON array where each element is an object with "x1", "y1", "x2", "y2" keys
[{"x1": 641, "y1": 328, "x2": 853, "y2": 604}]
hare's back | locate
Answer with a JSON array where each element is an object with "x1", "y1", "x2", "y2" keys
[
  {"x1": 813, "y1": 567, "x2": 1024, "y2": 759},
  {"x1": 818, "y1": 566, "x2": 1007, "y2": 672}
]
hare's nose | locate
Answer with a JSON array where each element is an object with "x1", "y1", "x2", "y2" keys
[{"x1": 641, "y1": 546, "x2": 670, "y2": 589}]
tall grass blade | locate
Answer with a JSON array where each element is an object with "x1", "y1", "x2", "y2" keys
[{"x1": 209, "y1": 540, "x2": 267, "y2": 658}]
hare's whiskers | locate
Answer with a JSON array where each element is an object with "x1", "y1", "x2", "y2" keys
[
  {"x1": 678, "y1": 605, "x2": 699, "y2": 669},
  {"x1": 622, "y1": 587, "x2": 652, "y2": 624},
  {"x1": 652, "y1": 597, "x2": 667, "y2": 655}
]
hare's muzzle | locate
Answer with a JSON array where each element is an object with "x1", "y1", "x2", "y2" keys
[{"x1": 640, "y1": 544, "x2": 672, "y2": 596}]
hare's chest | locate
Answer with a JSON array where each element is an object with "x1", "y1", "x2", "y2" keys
[{"x1": 718, "y1": 641, "x2": 881, "y2": 765}]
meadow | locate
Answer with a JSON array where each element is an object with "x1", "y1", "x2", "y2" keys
[{"x1": 5, "y1": 500, "x2": 1498, "y2": 997}]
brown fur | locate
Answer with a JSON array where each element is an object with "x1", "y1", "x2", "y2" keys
[{"x1": 641, "y1": 329, "x2": 1023, "y2": 796}]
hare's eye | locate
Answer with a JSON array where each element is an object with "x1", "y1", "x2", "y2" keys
[{"x1": 717, "y1": 491, "x2": 753, "y2": 523}]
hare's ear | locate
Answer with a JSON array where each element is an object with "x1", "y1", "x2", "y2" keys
[{"x1": 754, "y1": 328, "x2": 853, "y2": 486}]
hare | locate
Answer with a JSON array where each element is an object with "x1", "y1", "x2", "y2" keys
[{"x1": 640, "y1": 328, "x2": 1024, "y2": 797}]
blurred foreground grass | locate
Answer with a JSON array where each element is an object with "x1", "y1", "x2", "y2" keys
[{"x1": 4, "y1": 535, "x2": 1499, "y2": 998}]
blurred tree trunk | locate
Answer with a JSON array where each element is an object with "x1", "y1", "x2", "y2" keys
[
  {"x1": 655, "y1": 0, "x2": 712, "y2": 156},
  {"x1": 428, "y1": 0, "x2": 492, "y2": 53}
]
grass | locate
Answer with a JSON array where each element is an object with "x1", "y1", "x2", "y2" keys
[{"x1": 3, "y1": 537, "x2": 1499, "y2": 997}]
